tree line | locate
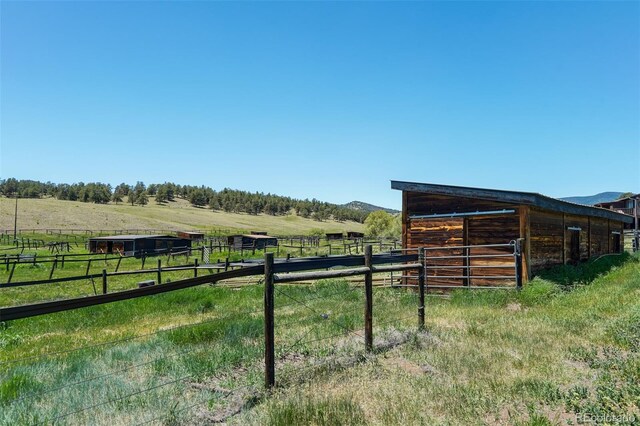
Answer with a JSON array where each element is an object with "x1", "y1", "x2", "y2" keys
[{"x1": 0, "y1": 178, "x2": 368, "y2": 223}]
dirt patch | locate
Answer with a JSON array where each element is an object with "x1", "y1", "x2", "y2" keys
[
  {"x1": 188, "y1": 371, "x2": 261, "y2": 425},
  {"x1": 189, "y1": 386, "x2": 260, "y2": 425},
  {"x1": 506, "y1": 303, "x2": 522, "y2": 312},
  {"x1": 380, "y1": 356, "x2": 438, "y2": 376}
]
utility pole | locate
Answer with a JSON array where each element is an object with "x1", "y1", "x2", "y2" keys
[
  {"x1": 635, "y1": 196, "x2": 639, "y2": 252},
  {"x1": 13, "y1": 194, "x2": 18, "y2": 241}
]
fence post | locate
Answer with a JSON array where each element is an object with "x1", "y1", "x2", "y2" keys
[
  {"x1": 49, "y1": 257, "x2": 57, "y2": 280},
  {"x1": 418, "y1": 248, "x2": 425, "y2": 330},
  {"x1": 157, "y1": 259, "x2": 162, "y2": 285},
  {"x1": 464, "y1": 247, "x2": 471, "y2": 287},
  {"x1": 115, "y1": 256, "x2": 122, "y2": 272},
  {"x1": 515, "y1": 239, "x2": 523, "y2": 291},
  {"x1": 264, "y1": 252, "x2": 275, "y2": 389},
  {"x1": 85, "y1": 258, "x2": 92, "y2": 276},
  {"x1": 7, "y1": 262, "x2": 16, "y2": 284},
  {"x1": 364, "y1": 244, "x2": 373, "y2": 352},
  {"x1": 194, "y1": 258, "x2": 198, "y2": 277},
  {"x1": 102, "y1": 269, "x2": 108, "y2": 294}
]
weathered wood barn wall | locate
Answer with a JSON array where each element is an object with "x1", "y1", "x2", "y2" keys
[{"x1": 392, "y1": 181, "x2": 633, "y2": 285}]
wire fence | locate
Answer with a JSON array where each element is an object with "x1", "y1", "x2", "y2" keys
[{"x1": 0, "y1": 244, "x2": 508, "y2": 424}]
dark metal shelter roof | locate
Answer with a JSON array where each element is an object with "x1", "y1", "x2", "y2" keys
[
  {"x1": 391, "y1": 180, "x2": 633, "y2": 223},
  {"x1": 89, "y1": 235, "x2": 182, "y2": 240}
]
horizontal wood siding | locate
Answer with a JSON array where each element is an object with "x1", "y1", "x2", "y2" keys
[
  {"x1": 407, "y1": 218, "x2": 463, "y2": 287},
  {"x1": 402, "y1": 191, "x2": 631, "y2": 284},
  {"x1": 529, "y1": 209, "x2": 564, "y2": 270},
  {"x1": 590, "y1": 217, "x2": 609, "y2": 257},
  {"x1": 404, "y1": 191, "x2": 519, "y2": 287}
]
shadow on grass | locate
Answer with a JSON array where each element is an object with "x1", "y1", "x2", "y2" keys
[
  {"x1": 534, "y1": 252, "x2": 637, "y2": 288},
  {"x1": 449, "y1": 252, "x2": 638, "y2": 308}
]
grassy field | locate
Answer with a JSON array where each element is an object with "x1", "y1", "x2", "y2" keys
[
  {"x1": 0, "y1": 197, "x2": 364, "y2": 235},
  {"x1": 1, "y1": 254, "x2": 638, "y2": 425}
]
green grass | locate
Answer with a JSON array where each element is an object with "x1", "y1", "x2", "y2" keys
[
  {"x1": 0, "y1": 278, "x2": 418, "y2": 425},
  {"x1": 237, "y1": 254, "x2": 640, "y2": 425},
  {"x1": 1, "y1": 254, "x2": 638, "y2": 425}
]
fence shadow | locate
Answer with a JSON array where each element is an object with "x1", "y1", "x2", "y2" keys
[{"x1": 534, "y1": 252, "x2": 636, "y2": 288}]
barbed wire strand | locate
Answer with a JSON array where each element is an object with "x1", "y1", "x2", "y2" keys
[{"x1": 274, "y1": 287, "x2": 364, "y2": 339}]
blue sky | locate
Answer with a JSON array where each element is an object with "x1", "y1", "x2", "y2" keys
[{"x1": 1, "y1": 1, "x2": 638, "y2": 209}]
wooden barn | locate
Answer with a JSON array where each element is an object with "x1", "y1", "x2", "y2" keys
[
  {"x1": 347, "y1": 231, "x2": 365, "y2": 239},
  {"x1": 227, "y1": 234, "x2": 278, "y2": 250},
  {"x1": 89, "y1": 235, "x2": 191, "y2": 257},
  {"x1": 392, "y1": 181, "x2": 633, "y2": 286}
]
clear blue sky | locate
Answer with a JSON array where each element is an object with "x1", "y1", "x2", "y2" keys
[{"x1": 1, "y1": 1, "x2": 638, "y2": 209}]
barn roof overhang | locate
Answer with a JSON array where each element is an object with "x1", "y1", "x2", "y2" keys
[{"x1": 391, "y1": 180, "x2": 633, "y2": 224}]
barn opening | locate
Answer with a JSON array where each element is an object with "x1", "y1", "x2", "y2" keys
[
  {"x1": 567, "y1": 227, "x2": 581, "y2": 265},
  {"x1": 612, "y1": 232, "x2": 621, "y2": 253}
]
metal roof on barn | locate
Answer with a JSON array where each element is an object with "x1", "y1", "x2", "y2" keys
[{"x1": 391, "y1": 180, "x2": 633, "y2": 223}]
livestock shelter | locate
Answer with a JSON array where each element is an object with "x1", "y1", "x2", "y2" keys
[
  {"x1": 176, "y1": 231, "x2": 205, "y2": 240},
  {"x1": 89, "y1": 235, "x2": 191, "y2": 257},
  {"x1": 347, "y1": 231, "x2": 365, "y2": 239},
  {"x1": 392, "y1": 181, "x2": 633, "y2": 286},
  {"x1": 227, "y1": 234, "x2": 278, "y2": 250},
  {"x1": 326, "y1": 232, "x2": 344, "y2": 241}
]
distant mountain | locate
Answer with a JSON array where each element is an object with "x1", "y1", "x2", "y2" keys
[
  {"x1": 560, "y1": 192, "x2": 625, "y2": 206},
  {"x1": 343, "y1": 201, "x2": 400, "y2": 214}
]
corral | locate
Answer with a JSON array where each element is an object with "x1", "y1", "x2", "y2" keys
[
  {"x1": 88, "y1": 235, "x2": 191, "y2": 257},
  {"x1": 392, "y1": 181, "x2": 633, "y2": 286}
]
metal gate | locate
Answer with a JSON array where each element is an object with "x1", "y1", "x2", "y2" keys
[{"x1": 394, "y1": 240, "x2": 523, "y2": 290}]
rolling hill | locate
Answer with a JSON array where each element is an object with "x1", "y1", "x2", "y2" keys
[
  {"x1": 560, "y1": 191, "x2": 625, "y2": 206},
  {"x1": 342, "y1": 201, "x2": 399, "y2": 214}
]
